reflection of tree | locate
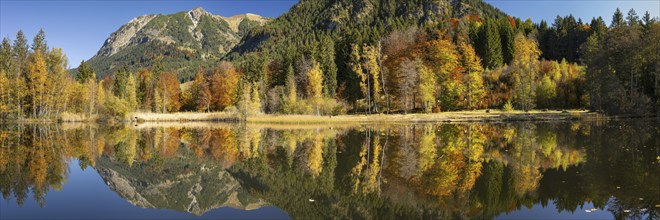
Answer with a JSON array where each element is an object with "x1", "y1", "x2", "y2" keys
[
  {"x1": 0, "y1": 125, "x2": 96, "y2": 207},
  {"x1": 0, "y1": 121, "x2": 657, "y2": 219}
]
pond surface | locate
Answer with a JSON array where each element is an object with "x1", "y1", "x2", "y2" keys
[{"x1": 0, "y1": 120, "x2": 658, "y2": 219}]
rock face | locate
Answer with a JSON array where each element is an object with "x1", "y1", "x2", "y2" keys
[
  {"x1": 95, "y1": 156, "x2": 268, "y2": 216},
  {"x1": 87, "y1": 7, "x2": 269, "y2": 78},
  {"x1": 96, "y1": 15, "x2": 158, "y2": 57}
]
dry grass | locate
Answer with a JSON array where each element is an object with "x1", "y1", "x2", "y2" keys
[
  {"x1": 130, "y1": 111, "x2": 239, "y2": 122},
  {"x1": 126, "y1": 110, "x2": 600, "y2": 124},
  {"x1": 131, "y1": 121, "x2": 360, "y2": 130},
  {"x1": 58, "y1": 112, "x2": 99, "y2": 122},
  {"x1": 245, "y1": 110, "x2": 596, "y2": 124}
]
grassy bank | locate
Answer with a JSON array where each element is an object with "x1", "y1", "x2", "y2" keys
[
  {"x1": 128, "y1": 110, "x2": 609, "y2": 124},
  {"x1": 3, "y1": 110, "x2": 648, "y2": 124}
]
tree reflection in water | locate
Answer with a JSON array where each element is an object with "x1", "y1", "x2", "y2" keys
[{"x1": 0, "y1": 121, "x2": 657, "y2": 219}]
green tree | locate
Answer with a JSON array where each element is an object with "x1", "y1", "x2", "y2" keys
[
  {"x1": 113, "y1": 65, "x2": 130, "y2": 99},
  {"x1": 31, "y1": 29, "x2": 48, "y2": 54},
  {"x1": 611, "y1": 8, "x2": 624, "y2": 28},
  {"x1": 536, "y1": 75, "x2": 557, "y2": 108},
  {"x1": 499, "y1": 19, "x2": 515, "y2": 64},
  {"x1": 76, "y1": 60, "x2": 95, "y2": 83},
  {"x1": 478, "y1": 21, "x2": 504, "y2": 69}
]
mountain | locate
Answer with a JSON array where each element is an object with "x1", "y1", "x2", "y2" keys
[
  {"x1": 227, "y1": 0, "x2": 510, "y2": 100},
  {"x1": 87, "y1": 7, "x2": 269, "y2": 79},
  {"x1": 230, "y1": 0, "x2": 508, "y2": 55}
]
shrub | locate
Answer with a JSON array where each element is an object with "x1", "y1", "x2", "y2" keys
[
  {"x1": 104, "y1": 94, "x2": 131, "y2": 119},
  {"x1": 503, "y1": 100, "x2": 514, "y2": 112}
]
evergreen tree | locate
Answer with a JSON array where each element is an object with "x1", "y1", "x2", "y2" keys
[
  {"x1": 626, "y1": 9, "x2": 640, "y2": 27},
  {"x1": 611, "y1": 8, "x2": 624, "y2": 28},
  {"x1": 76, "y1": 60, "x2": 95, "y2": 83},
  {"x1": 499, "y1": 19, "x2": 515, "y2": 64},
  {"x1": 31, "y1": 29, "x2": 48, "y2": 54},
  {"x1": 478, "y1": 21, "x2": 504, "y2": 69},
  {"x1": 113, "y1": 65, "x2": 130, "y2": 99}
]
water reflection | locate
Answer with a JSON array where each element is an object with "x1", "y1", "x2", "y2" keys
[{"x1": 0, "y1": 121, "x2": 658, "y2": 219}]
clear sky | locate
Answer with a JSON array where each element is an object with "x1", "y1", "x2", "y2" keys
[{"x1": 1, "y1": 0, "x2": 658, "y2": 68}]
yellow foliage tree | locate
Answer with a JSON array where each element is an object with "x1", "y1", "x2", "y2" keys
[
  {"x1": 459, "y1": 43, "x2": 486, "y2": 109},
  {"x1": 26, "y1": 50, "x2": 47, "y2": 118},
  {"x1": 307, "y1": 60, "x2": 324, "y2": 115}
]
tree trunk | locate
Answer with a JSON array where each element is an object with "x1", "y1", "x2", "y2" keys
[{"x1": 378, "y1": 42, "x2": 390, "y2": 114}]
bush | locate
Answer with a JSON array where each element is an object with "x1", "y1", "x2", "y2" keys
[
  {"x1": 503, "y1": 100, "x2": 514, "y2": 112},
  {"x1": 318, "y1": 98, "x2": 348, "y2": 116},
  {"x1": 104, "y1": 94, "x2": 131, "y2": 119}
]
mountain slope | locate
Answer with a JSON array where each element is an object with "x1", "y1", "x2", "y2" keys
[
  {"x1": 227, "y1": 0, "x2": 509, "y2": 101},
  {"x1": 230, "y1": 0, "x2": 507, "y2": 55},
  {"x1": 87, "y1": 7, "x2": 269, "y2": 79}
]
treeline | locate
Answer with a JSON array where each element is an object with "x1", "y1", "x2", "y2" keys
[
  {"x1": 1, "y1": 8, "x2": 658, "y2": 120},
  {"x1": 583, "y1": 9, "x2": 660, "y2": 114},
  {"x1": 0, "y1": 30, "x2": 71, "y2": 119},
  {"x1": 231, "y1": 6, "x2": 657, "y2": 115}
]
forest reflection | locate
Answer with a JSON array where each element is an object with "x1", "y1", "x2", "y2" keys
[{"x1": 0, "y1": 121, "x2": 658, "y2": 219}]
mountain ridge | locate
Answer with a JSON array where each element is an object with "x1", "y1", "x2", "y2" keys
[{"x1": 87, "y1": 7, "x2": 269, "y2": 79}]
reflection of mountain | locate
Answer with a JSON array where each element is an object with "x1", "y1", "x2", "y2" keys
[{"x1": 95, "y1": 154, "x2": 267, "y2": 216}]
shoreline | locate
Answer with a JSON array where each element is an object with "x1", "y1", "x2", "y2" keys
[{"x1": 1, "y1": 110, "x2": 656, "y2": 124}]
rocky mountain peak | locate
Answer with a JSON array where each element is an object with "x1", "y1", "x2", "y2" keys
[
  {"x1": 88, "y1": 7, "x2": 270, "y2": 78},
  {"x1": 188, "y1": 7, "x2": 210, "y2": 27}
]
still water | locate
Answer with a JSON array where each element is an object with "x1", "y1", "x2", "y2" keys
[{"x1": 0, "y1": 120, "x2": 658, "y2": 219}]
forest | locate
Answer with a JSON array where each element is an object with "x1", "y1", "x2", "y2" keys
[{"x1": 0, "y1": 7, "x2": 658, "y2": 121}]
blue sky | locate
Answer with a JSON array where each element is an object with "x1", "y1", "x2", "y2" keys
[{"x1": 1, "y1": 0, "x2": 658, "y2": 68}]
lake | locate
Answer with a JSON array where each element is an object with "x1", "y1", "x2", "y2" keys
[{"x1": 0, "y1": 120, "x2": 658, "y2": 219}]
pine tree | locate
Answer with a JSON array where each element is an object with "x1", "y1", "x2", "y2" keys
[
  {"x1": 31, "y1": 29, "x2": 48, "y2": 54},
  {"x1": 478, "y1": 21, "x2": 504, "y2": 69},
  {"x1": 77, "y1": 60, "x2": 95, "y2": 83},
  {"x1": 499, "y1": 19, "x2": 515, "y2": 64},
  {"x1": 113, "y1": 65, "x2": 130, "y2": 99},
  {"x1": 611, "y1": 8, "x2": 624, "y2": 28},
  {"x1": 317, "y1": 35, "x2": 337, "y2": 97},
  {"x1": 626, "y1": 8, "x2": 640, "y2": 27}
]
